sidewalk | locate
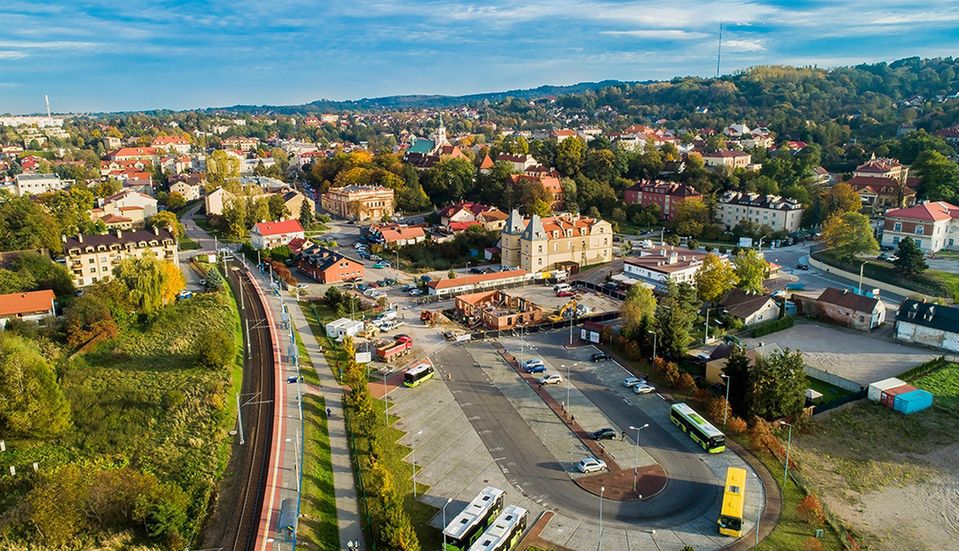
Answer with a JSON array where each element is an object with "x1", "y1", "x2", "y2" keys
[{"x1": 287, "y1": 299, "x2": 365, "y2": 548}]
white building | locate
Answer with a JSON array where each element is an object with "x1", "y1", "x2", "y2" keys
[
  {"x1": 64, "y1": 227, "x2": 179, "y2": 288},
  {"x1": 251, "y1": 219, "x2": 305, "y2": 250},
  {"x1": 716, "y1": 191, "x2": 803, "y2": 233},
  {"x1": 14, "y1": 173, "x2": 71, "y2": 196},
  {"x1": 0, "y1": 289, "x2": 57, "y2": 328},
  {"x1": 894, "y1": 299, "x2": 959, "y2": 353},
  {"x1": 325, "y1": 318, "x2": 364, "y2": 339},
  {"x1": 622, "y1": 246, "x2": 714, "y2": 288}
]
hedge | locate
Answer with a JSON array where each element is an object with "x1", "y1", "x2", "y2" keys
[{"x1": 751, "y1": 315, "x2": 794, "y2": 338}]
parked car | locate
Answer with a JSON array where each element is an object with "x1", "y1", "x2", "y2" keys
[
  {"x1": 538, "y1": 374, "x2": 563, "y2": 385},
  {"x1": 382, "y1": 278, "x2": 397, "y2": 286},
  {"x1": 632, "y1": 384, "x2": 656, "y2": 395},
  {"x1": 469, "y1": 267, "x2": 484, "y2": 274},
  {"x1": 370, "y1": 255, "x2": 382, "y2": 262},
  {"x1": 372, "y1": 262, "x2": 388, "y2": 269},
  {"x1": 368, "y1": 281, "x2": 380, "y2": 288},
  {"x1": 342, "y1": 282, "x2": 355, "y2": 289},
  {"x1": 357, "y1": 283, "x2": 369, "y2": 292},
  {"x1": 623, "y1": 376, "x2": 646, "y2": 388},
  {"x1": 443, "y1": 330, "x2": 456, "y2": 341},
  {"x1": 363, "y1": 288, "x2": 378, "y2": 297},
  {"x1": 796, "y1": 263, "x2": 809, "y2": 270},
  {"x1": 590, "y1": 427, "x2": 618, "y2": 441},
  {"x1": 420, "y1": 275, "x2": 433, "y2": 282},
  {"x1": 523, "y1": 358, "x2": 545, "y2": 369},
  {"x1": 591, "y1": 352, "x2": 611, "y2": 362},
  {"x1": 409, "y1": 289, "x2": 423, "y2": 296},
  {"x1": 577, "y1": 457, "x2": 608, "y2": 473},
  {"x1": 556, "y1": 290, "x2": 575, "y2": 298},
  {"x1": 525, "y1": 364, "x2": 547, "y2": 374}
]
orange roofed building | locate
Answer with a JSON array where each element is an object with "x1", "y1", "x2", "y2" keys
[
  {"x1": 0, "y1": 289, "x2": 56, "y2": 328},
  {"x1": 500, "y1": 210, "x2": 613, "y2": 272}
]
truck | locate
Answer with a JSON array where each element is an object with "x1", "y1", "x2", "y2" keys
[{"x1": 376, "y1": 336, "x2": 413, "y2": 362}]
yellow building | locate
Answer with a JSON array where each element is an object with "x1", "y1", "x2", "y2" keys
[
  {"x1": 500, "y1": 210, "x2": 613, "y2": 272},
  {"x1": 63, "y1": 227, "x2": 179, "y2": 288},
  {"x1": 321, "y1": 185, "x2": 395, "y2": 221}
]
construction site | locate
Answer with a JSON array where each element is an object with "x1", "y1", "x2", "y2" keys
[{"x1": 449, "y1": 284, "x2": 621, "y2": 332}]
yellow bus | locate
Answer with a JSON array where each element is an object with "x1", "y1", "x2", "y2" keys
[{"x1": 718, "y1": 467, "x2": 747, "y2": 537}]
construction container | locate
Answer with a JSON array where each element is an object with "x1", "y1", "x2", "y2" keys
[
  {"x1": 880, "y1": 384, "x2": 916, "y2": 409},
  {"x1": 868, "y1": 377, "x2": 906, "y2": 402},
  {"x1": 894, "y1": 389, "x2": 934, "y2": 415}
]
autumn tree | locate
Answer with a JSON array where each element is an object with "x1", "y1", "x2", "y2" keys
[
  {"x1": 165, "y1": 191, "x2": 187, "y2": 211},
  {"x1": 733, "y1": 248, "x2": 767, "y2": 294},
  {"x1": 113, "y1": 257, "x2": 181, "y2": 316},
  {"x1": 695, "y1": 253, "x2": 738, "y2": 302},
  {"x1": 621, "y1": 284, "x2": 656, "y2": 340},
  {"x1": 66, "y1": 293, "x2": 119, "y2": 347},
  {"x1": 0, "y1": 333, "x2": 71, "y2": 437},
  {"x1": 146, "y1": 210, "x2": 185, "y2": 239},
  {"x1": 206, "y1": 149, "x2": 240, "y2": 189},
  {"x1": 672, "y1": 200, "x2": 711, "y2": 238},
  {"x1": 821, "y1": 211, "x2": 879, "y2": 261}
]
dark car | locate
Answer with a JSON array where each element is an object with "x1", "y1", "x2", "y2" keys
[
  {"x1": 590, "y1": 428, "x2": 618, "y2": 441},
  {"x1": 469, "y1": 267, "x2": 484, "y2": 274},
  {"x1": 590, "y1": 352, "x2": 611, "y2": 362},
  {"x1": 796, "y1": 263, "x2": 809, "y2": 271}
]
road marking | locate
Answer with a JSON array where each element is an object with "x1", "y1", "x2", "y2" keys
[{"x1": 493, "y1": 457, "x2": 507, "y2": 461}]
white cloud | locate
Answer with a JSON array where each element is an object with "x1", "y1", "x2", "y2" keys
[
  {"x1": 0, "y1": 40, "x2": 99, "y2": 51},
  {"x1": 601, "y1": 29, "x2": 709, "y2": 40},
  {"x1": 0, "y1": 51, "x2": 27, "y2": 60},
  {"x1": 723, "y1": 39, "x2": 766, "y2": 53}
]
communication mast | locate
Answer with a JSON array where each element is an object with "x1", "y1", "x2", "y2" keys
[
  {"x1": 44, "y1": 94, "x2": 52, "y2": 120},
  {"x1": 716, "y1": 22, "x2": 723, "y2": 78}
]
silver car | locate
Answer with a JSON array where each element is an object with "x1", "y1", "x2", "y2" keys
[{"x1": 577, "y1": 457, "x2": 608, "y2": 473}]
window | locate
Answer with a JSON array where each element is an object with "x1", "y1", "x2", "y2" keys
[
  {"x1": 915, "y1": 225, "x2": 924, "y2": 235},
  {"x1": 893, "y1": 236, "x2": 900, "y2": 245},
  {"x1": 893, "y1": 222, "x2": 902, "y2": 232}
]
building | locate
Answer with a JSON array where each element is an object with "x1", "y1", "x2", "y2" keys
[
  {"x1": 795, "y1": 287, "x2": 886, "y2": 331},
  {"x1": 881, "y1": 201, "x2": 959, "y2": 253},
  {"x1": 295, "y1": 245, "x2": 364, "y2": 284},
  {"x1": 439, "y1": 202, "x2": 509, "y2": 232},
  {"x1": 204, "y1": 187, "x2": 235, "y2": 216},
  {"x1": 0, "y1": 289, "x2": 57, "y2": 328},
  {"x1": 64, "y1": 227, "x2": 178, "y2": 288},
  {"x1": 495, "y1": 153, "x2": 539, "y2": 172},
  {"x1": 894, "y1": 299, "x2": 959, "y2": 352},
  {"x1": 701, "y1": 150, "x2": 752, "y2": 170},
  {"x1": 846, "y1": 176, "x2": 917, "y2": 211},
  {"x1": 700, "y1": 342, "x2": 760, "y2": 385},
  {"x1": 281, "y1": 190, "x2": 312, "y2": 220},
  {"x1": 622, "y1": 246, "x2": 712, "y2": 288},
  {"x1": 623, "y1": 180, "x2": 702, "y2": 221},
  {"x1": 719, "y1": 289, "x2": 780, "y2": 326},
  {"x1": 427, "y1": 269, "x2": 529, "y2": 297},
  {"x1": 170, "y1": 180, "x2": 201, "y2": 201},
  {"x1": 91, "y1": 189, "x2": 159, "y2": 228},
  {"x1": 111, "y1": 147, "x2": 158, "y2": 163},
  {"x1": 152, "y1": 136, "x2": 191, "y2": 154},
  {"x1": 251, "y1": 219, "x2": 305, "y2": 250},
  {"x1": 13, "y1": 173, "x2": 71, "y2": 196},
  {"x1": 510, "y1": 173, "x2": 564, "y2": 210},
  {"x1": 368, "y1": 223, "x2": 426, "y2": 248},
  {"x1": 454, "y1": 290, "x2": 543, "y2": 330},
  {"x1": 324, "y1": 317, "x2": 364, "y2": 339},
  {"x1": 321, "y1": 185, "x2": 394, "y2": 221},
  {"x1": 222, "y1": 137, "x2": 260, "y2": 152},
  {"x1": 854, "y1": 157, "x2": 906, "y2": 181},
  {"x1": 500, "y1": 211, "x2": 613, "y2": 272},
  {"x1": 716, "y1": 191, "x2": 803, "y2": 233}
]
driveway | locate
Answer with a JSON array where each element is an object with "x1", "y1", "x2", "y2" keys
[{"x1": 743, "y1": 321, "x2": 938, "y2": 386}]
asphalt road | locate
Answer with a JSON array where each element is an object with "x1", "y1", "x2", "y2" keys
[{"x1": 432, "y1": 344, "x2": 721, "y2": 530}]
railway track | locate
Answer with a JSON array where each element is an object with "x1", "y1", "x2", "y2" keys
[{"x1": 222, "y1": 265, "x2": 276, "y2": 551}]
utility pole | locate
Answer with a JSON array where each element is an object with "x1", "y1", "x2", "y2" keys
[
  {"x1": 245, "y1": 319, "x2": 251, "y2": 359},
  {"x1": 236, "y1": 392, "x2": 244, "y2": 445}
]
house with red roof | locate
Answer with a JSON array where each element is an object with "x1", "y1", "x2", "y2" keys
[
  {"x1": 110, "y1": 147, "x2": 159, "y2": 163},
  {"x1": 0, "y1": 289, "x2": 57, "y2": 328},
  {"x1": 368, "y1": 223, "x2": 427, "y2": 248},
  {"x1": 439, "y1": 202, "x2": 509, "y2": 232},
  {"x1": 152, "y1": 136, "x2": 191, "y2": 154},
  {"x1": 624, "y1": 180, "x2": 702, "y2": 221},
  {"x1": 846, "y1": 175, "x2": 917, "y2": 211},
  {"x1": 881, "y1": 201, "x2": 959, "y2": 253},
  {"x1": 251, "y1": 219, "x2": 305, "y2": 250}
]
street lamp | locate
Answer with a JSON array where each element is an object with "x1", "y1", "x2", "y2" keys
[
  {"x1": 780, "y1": 421, "x2": 793, "y2": 486},
  {"x1": 564, "y1": 363, "x2": 578, "y2": 415},
  {"x1": 597, "y1": 486, "x2": 606, "y2": 551},
  {"x1": 858, "y1": 260, "x2": 868, "y2": 293},
  {"x1": 720, "y1": 373, "x2": 731, "y2": 428},
  {"x1": 412, "y1": 430, "x2": 424, "y2": 498},
  {"x1": 442, "y1": 496, "x2": 453, "y2": 550},
  {"x1": 628, "y1": 424, "x2": 649, "y2": 493}
]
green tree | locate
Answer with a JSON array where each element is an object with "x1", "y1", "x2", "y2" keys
[
  {"x1": 0, "y1": 196, "x2": 61, "y2": 252},
  {"x1": 583, "y1": 149, "x2": 617, "y2": 182},
  {"x1": 912, "y1": 150, "x2": 959, "y2": 202},
  {"x1": 821, "y1": 211, "x2": 879, "y2": 261},
  {"x1": 1, "y1": 253, "x2": 75, "y2": 296},
  {"x1": 894, "y1": 236, "x2": 928, "y2": 278},
  {"x1": 267, "y1": 194, "x2": 290, "y2": 221},
  {"x1": 197, "y1": 326, "x2": 234, "y2": 370},
  {"x1": 26, "y1": 464, "x2": 90, "y2": 546},
  {"x1": 672, "y1": 200, "x2": 710, "y2": 238},
  {"x1": 733, "y1": 249, "x2": 767, "y2": 294},
  {"x1": 821, "y1": 182, "x2": 862, "y2": 218},
  {"x1": 299, "y1": 198, "x2": 314, "y2": 228},
  {"x1": 695, "y1": 253, "x2": 738, "y2": 302},
  {"x1": 748, "y1": 348, "x2": 807, "y2": 419},
  {"x1": 146, "y1": 210, "x2": 185, "y2": 239},
  {"x1": 556, "y1": 136, "x2": 586, "y2": 176},
  {"x1": 222, "y1": 198, "x2": 247, "y2": 239},
  {"x1": 206, "y1": 150, "x2": 241, "y2": 189},
  {"x1": 165, "y1": 191, "x2": 187, "y2": 211},
  {"x1": 621, "y1": 284, "x2": 657, "y2": 340},
  {"x1": 113, "y1": 257, "x2": 172, "y2": 316},
  {"x1": 0, "y1": 333, "x2": 71, "y2": 437},
  {"x1": 424, "y1": 157, "x2": 475, "y2": 204},
  {"x1": 722, "y1": 346, "x2": 751, "y2": 417},
  {"x1": 655, "y1": 281, "x2": 699, "y2": 360}
]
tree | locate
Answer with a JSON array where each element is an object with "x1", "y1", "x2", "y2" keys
[
  {"x1": 27, "y1": 464, "x2": 90, "y2": 546},
  {"x1": 113, "y1": 257, "x2": 179, "y2": 316},
  {"x1": 733, "y1": 249, "x2": 767, "y2": 294},
  {"x1": 748, "y1": 348, "x2": 807, "y2": 419},
  {"x1": 0, "y1": 196, "x2": 61, "y2": 252},
  {"x1": 267, "y1": 194, "x2": 290, "y2": 221},
  {"x1": 695, "y1": 253, "x2": 738, "y2": 302},
  {"x1": 894, "y1": 237, "x2": 928, "y2": 278},
  {"x1": 821, "y1": 182, "x2": 862, "y2": 218},
  {"x1": 556, "y1": 136, "x2": 586, "y2": 176},
  {"x1": 197, "y1": 326, "x2": 234, "y2": 370},
  {"x1": 206, "y1": 150, "x2": 241, "y2": 189},
  {"x1": 672, "y1": 200, "x2": 710, "y2": 238},
  {"x1": 146, "y1": 210, "x2": 185, "y2": 240},
  {"x1": 165, "y1": 191, "x2": 187, "y2": 211},
  {"x1": 0, "y1": 253, "x2": 74, "y2": 296},
  {"x1": 912, "y1": 150, "x2": 959, "y2": 202},
  {"x1": 424, "y1": 157, "x2": 475, "y2": 204},
  {"x1": 655, "y1": 281, "x2": 699, "y2": 360},
  {"x1": 222, "y1": 198, "x2": 247, "y2": 239},
  {"x1": 66, "y1": 293, "x2": 119, "y2": 347},
  {"x1": 821, "y1": 211, "x2": 879, "y2": 261},
  {"x1": 0, "y1": 333, "x2": 71, "y2": 437},
  {"x1": 298, "y1": 199, "x2": 314, "y2": 228},
  {"x1": 621, "y1": 284, "x2": 656, "y2": 340},
  {"x1": 722, "y1": 346, "x2": 752, "y2": 417}
]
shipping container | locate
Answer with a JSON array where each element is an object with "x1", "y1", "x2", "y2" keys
[
  {"x1": 868, "y1": 377, "x2": 906, "y2": 402},
  {"x1": 894, "y1": 389, "x2": 934, "y2": 415},
  {"x1": 880, "y1": 384, "x2": 916, "y2": 408}
]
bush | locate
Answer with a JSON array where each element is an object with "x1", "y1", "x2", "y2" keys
[
  {"x1": 726, "y1": 416, "x2": 748, "y2": 435},
  {"x1": 196, "y1": 326, "x2": 234, "y2": 370},
  {"x1": 677, "y1": 372, "x2": 697, "y2": 393},
  {"x1": 797, "y1": 494, "x2": 827, "y2": 525},
  {"x1": 748, "y1": 417, "x2": 784, "y2": 456},
  {"x1": 750, "y1": 315, "x2": 794, "y2": 337},
  {"x1": 803, "y1": 537, "x2": 824, "y2": 551}
]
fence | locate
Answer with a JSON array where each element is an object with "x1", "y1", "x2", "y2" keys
[
  {"x1": 813, "y1": 389, "x2": 867, "y2": 415},
  {"x1": 804, "y1": 365, "x2": 864, "y2": 393}
]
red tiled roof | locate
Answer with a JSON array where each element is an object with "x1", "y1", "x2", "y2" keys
[
  {"x1": 885, "y1": 201, "x2": 959, "y2": 222},
  {"x1": 254, "y1": 219, "x2": 304, "y2": 236},
  {"x1": 449, "y1": 220, "x2": 483, "y2": 232},
  {"x1": 0, "y1": 289, "x2": 55, "y2": 317},
  {"x1": 429, "y1": 269, "x2": 528, "y2": 290},
  {"x1": 113, "y1": 147, "x2": 157, "y2": 157}
]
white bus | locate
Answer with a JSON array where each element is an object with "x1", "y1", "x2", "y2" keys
[
  {"x1": 670, "y1": 402, "x2": 726, "y2": 453},
  {"x1": 467, "y1": 505, "x2": 528, "y2": 551},
  {"x1": 443, "y1": 486, "x2": 506, "y2": 550}
]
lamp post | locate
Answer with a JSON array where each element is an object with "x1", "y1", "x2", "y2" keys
[
  {"x1": 780, "y1": 421, "x2": 793, "y2": 485},
  {"x1": 442, "y1": 496, "x2": 453, "y2": 551},
  {"x1": 412, "y1": 430, "x2": 423, "y2": 498},
  {"x1": 628, "y1": 424, "x2": 649, "y2": 494},
  {"x1": 858, "y1": 261, "x2": 867, "y2": 293},
  {"x1": 564, "y1": 362, "x2": 577, "y2": 415},
  {"x1": 597, "y1": 486, "x2": 606, "y2": 551},
  {"x1": 720, "y1": 373, "x2": 731, "y2": 428}
]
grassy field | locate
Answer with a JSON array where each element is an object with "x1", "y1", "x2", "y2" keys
[
  {"x1": 300, "y1": 393, "x2": 339, "y2": 550},
  {"x1": 806, "y1": 378, "x2": 852, "y2": 404},
  {"x1": 179, "y1": 233, "x2": 201, "y2": 251},
  {"x1": 929, "y1": 270, "x2": 959, "y2": 301}
]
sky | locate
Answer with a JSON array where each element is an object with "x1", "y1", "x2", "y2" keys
[{"x1": 2, "y1": 0, "x2": 959, "y2": 114}]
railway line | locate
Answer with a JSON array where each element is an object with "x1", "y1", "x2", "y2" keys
[{"x1": 221, "y1": 264, "x2": 276, "y2": 551}]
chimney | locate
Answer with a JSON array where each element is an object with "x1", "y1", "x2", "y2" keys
[
  {"x1": 61, "y1": 234, "x2": 66, "y2": 243},
  {"x1": 153, "y1": 225, "x2": 160, "y2": 236},
  {"x1": 115, "y1": 228, "x2": 122, "y2": 239},
  {"x1": 77, "y1": 233, "x2": 83, "y2": 243}
]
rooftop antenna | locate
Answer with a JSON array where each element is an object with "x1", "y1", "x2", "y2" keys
[
  {"x1": 44, "y1": 94, "x2": 52, "y2": 120},
  {"x1": 716, "y1": 21, "x2": 723, "y2": 78}
]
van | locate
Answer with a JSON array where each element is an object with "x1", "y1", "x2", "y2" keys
[{"x1": 553, "y1": 283, "x2": 572, "y2": 294}]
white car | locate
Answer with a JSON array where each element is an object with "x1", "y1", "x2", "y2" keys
[
  {"x1": 623, "y1": 376, "x2": 647, "y2": 388},
  {"x1": 538, "y1": 373, "x2": 563, "y2": 385},
  {"x1": 633, "y1": 384, "x2": 656, "y2": 395},
  {"x1": 577, "y1": 457, "x2": 608, "y2": 473},
  {"x1": 409, "y1": 289, "x2": 423, "y2": 296},
  {"x1": 523, "y1": 358, "x2": 545, "y2": 369},
  {"x1": 363, "y1": 288, "x2": 378, "y2": 297}
]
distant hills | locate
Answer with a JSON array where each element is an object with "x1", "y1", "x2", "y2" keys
[{"x1": 208, "y1": 79, "x2": 640, "y2": 114}]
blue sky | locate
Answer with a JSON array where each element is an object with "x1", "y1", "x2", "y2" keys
[{"x1": 2, "y1": 0, "x2": 958, "y2": 114}]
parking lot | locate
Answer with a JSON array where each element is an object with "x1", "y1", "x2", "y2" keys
[{"x1": 743, "y1": 321, "x2": 939, "y2": 386}]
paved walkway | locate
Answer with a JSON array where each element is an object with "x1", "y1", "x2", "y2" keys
[{"x1": 288, "y1": 299, "x2": 365, "y2": 548}]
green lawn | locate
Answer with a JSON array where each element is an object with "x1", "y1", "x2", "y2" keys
[
  {"x1": 928, "y1": 270, "x2": 959, "y2": 301},
  {"x1": 179, "y1": 233, "x2": 201, "y2": 251},
  {"x1": 806, "y1": 378, "x2": 852, "y2": 404},
  {"x1": 300, "y1": 393, "x2": 339, "y2": 550}
]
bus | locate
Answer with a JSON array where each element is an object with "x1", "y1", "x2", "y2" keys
[
  {"x1": 718, "y1": 467, "x2": 747, "y2": 537},
  {"x1": 443, "y1": 486, "x2": 506, "y2": 550},
  {"x1": 669, "y1": 402, "x2": 726, "y2": 453},
  {"x1": 467, "y1": 505, "x2": 528, "y2": 551},
  {"x1": 403, "y1": 363, "x2": 435, "y2": 388}
]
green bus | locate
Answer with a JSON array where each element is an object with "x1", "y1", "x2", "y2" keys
[
  {"x1": 404, "y1": 363, "x2": 434, "y2": 388},
  {"x1": 468, "y1": 505, "x2": 528, "y2": 551},
  {"x1": 443, "y1": 486, "x2": 505, "y2": 550},
  {"x1": 670, "y1": 402, "x2": 726, "y2": 453}
]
